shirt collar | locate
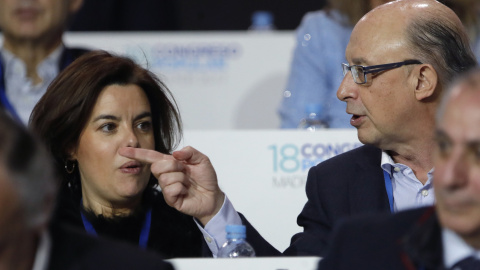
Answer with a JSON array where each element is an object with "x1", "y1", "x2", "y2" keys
[
  {"x1": 442, "y1": 227, "x2": 480, "y2": 268},
  {"x1": 380, "y1": 151, "x2": 435, "y2": 176},
  {"x1": 0, "y1": 44, "x2": 63, "y2": 83}
]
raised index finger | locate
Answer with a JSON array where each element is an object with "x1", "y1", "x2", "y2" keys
[{"x1": 118, "y1": 147, "x2": 172, "y2": 164}]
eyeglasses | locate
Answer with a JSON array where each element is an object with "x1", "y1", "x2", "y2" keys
[{"x1": 342, "y1": 60, "x2": 422, "y2": 84}]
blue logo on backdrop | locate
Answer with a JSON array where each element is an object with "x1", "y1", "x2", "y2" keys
[
  {"x1": 268, "y1": 142, "x2": 362, "y2": 173},
  {"x1": 269, "y1": 142, "x2": 362, "y2": 188},
  {"x1": 125, "y1": 42, "x2": 242, "y2": 71}
]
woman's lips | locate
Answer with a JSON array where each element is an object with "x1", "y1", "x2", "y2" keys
[{"x1": 120, "y1": 161, "x2": 143, "y2": 174}]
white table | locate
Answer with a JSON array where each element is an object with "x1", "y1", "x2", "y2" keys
[{"x1": 168, "y1": 256, "x2": 321, "y2": 270}]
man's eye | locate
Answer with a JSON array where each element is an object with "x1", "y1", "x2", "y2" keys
[{"x1": 436, "y1": 137, "x2": 451, "y2": 156}]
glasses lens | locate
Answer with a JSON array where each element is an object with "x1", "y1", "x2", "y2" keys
[
  {"x1": 342, "y1": 64, "x2": 349, "y2": 76},
  {"x1": 352, "y1": 66, "x2": 365, "y2": 84}
]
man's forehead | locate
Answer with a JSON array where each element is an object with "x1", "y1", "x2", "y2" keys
[
  {"x1": 346, "y1": 27, "x2": 407, "y2": 64},
  {"x1": 440, "y1": 87, "x2": 480, "y2": 141}
]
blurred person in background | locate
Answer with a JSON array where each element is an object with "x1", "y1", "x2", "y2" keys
[
  {"x1": 0, "y1": 108, "x2": 173, "y2": 270},
  {"x1": 0, "y1": 0, "x2": 88, "y2": 124},
  {"x1": 30, "y1": 51, "x2": 207, "y2": 259},
  {"x1": 278, "y1": 0, "x2": 393, "y2": 129}
]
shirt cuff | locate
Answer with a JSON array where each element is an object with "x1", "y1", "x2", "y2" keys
[{"x1": 194, "y1": 196, "x2": 242, "y2": 257}]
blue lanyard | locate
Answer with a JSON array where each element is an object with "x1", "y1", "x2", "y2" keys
[
  {"x1": 383, "y1": 170, "x2": 395, "y2": 213},
  {"x1": 80, "y1": 202, "x2": 153, "y2": 249}
]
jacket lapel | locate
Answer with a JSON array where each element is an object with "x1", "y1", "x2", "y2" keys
[{"x1": 349, "y1": 145, "x2": 391, "y2": 214}]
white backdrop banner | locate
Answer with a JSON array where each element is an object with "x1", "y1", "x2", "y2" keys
[
  {"x1": 62, "y1": 31, "x2": 295, "y2": 130},
  {"x1": 181, "y1": 129, "x2": 361, "y2": 251}
]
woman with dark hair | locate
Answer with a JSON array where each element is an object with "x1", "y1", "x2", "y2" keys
[{"x1": 30, "y1": 50, "x2": 205, "y2": 258}]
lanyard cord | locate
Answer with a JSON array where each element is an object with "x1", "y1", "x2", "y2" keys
[
  {"x1": 80, "y1": 200, "x2": 153, "y2": 249},
  {"x1": 383, "y1": 170, "x2": 395, "y2": 213}
]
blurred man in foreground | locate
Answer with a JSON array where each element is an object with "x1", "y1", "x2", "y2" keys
[{"x1": 319, "y1": 68, "x2": 480, "y2": 269}]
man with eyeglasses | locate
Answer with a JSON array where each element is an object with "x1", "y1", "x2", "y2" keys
[
  {"x1": 123, "y1": 0, "x2": 478, "y2": 259},
  {"x1": 318, "y1": 67, "x2": 480, "y2": 270}
]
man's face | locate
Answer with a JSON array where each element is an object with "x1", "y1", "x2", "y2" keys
[
  {"x1": 435, "y1": 81, "x2": 480, "y2": 239},
  {"x1": 0, "y1": 0, "x2": 82, "y2": 42},
  {"x1": 336, "y1": 8, "x2": 419, "y2": 149}
]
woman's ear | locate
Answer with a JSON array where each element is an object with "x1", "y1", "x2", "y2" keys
[
  {"x1": 66, "y1": 145, "x2": 77, "y2": 160},
  {"x1": 413, "y1": 64, "x2": 438, "y2": 101}
]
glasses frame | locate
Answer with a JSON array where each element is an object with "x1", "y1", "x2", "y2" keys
[{"x1": 342, "y1": 60, "x2": 423, "y2": 85}]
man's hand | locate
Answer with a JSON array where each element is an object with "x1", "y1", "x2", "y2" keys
[{"x1": 119, "y1": 146, "x2": 224, "y2": 226}]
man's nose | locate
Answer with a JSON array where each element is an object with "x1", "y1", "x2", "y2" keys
[{"x1": 337, "y1": 72, "x2": 359, "y2": 102}]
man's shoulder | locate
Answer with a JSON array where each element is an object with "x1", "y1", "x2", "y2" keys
[
  {"x1": 334, "y1": 207, "x2": 435, "y2": 243},
  {"x1": 64, "y1": 47, "x2": 90, "y2": 59},
  {"x1": 313, "y1": 144, "x2": 381, "y2": 170},
  {"x1": 320, "y1": 207, "x2": 436, "y2": 270},
  {"x1": 48, "y1": 223, "x2": 173, "y2": 270}
]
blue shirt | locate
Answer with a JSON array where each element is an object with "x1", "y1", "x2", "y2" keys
[
  {"x1": 278, "y1": 10, "x2": 353, "y2": 128},
  {"x1": 381, "y1": 152, "x2": 435, "y2": 212},
  {"x1": 0, "y1": 45, "x2": 63, "y2": 125}
]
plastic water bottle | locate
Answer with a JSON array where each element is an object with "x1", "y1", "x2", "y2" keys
[
  {"x1": 298, "y1": 104, "x2": 329, "y2": 131},
  {"x1": 248, "y1": 11, "x2": 276, "y2": 31},
  {"x1": 217, "y1": 225, "x2": 255, "y2": 258}
]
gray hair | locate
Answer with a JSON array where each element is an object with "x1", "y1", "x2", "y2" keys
[
  {"x1": 0, "y1": 111, "x2": 56, "y2": 229},
  {"x1": 436, "y1": 67, "x2": 480, "y2": 123},
  {"x1": 405, "y1": 7, "x2": 477, "y2": 90}
]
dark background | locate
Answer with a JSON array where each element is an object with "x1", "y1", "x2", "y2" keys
[{"x1": 70, "y1": 0, "x2": 327, "y2": 31}]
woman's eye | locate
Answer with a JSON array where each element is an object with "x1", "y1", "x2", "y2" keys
[
  {"x1": 100, "y1": 123, "x2": 116, "y2": 133},
  {"x1": 137, "y1": 121, "x2": 152, "y2": 132}
]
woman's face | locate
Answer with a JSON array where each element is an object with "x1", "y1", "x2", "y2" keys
[{"x1": 71, "y1": 84, "x2": 155, "y2": 207}]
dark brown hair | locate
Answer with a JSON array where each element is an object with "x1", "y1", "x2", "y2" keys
[{"x1": 30, "y1": 50, "x2": 182, "y2": 187}]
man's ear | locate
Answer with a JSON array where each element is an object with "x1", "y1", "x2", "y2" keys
[
  {"x1": 413, "y1": 64, "x2": 438, "y2": 101},
  {"x1": 69, "y1": 0, "x2": 84, "y2": 14}
]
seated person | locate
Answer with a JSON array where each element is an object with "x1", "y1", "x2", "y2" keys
[
  {"x1": 30, "y1": 51, "x2": 207, "y2": 258},
  {"x1": 318, "y1": 67, "x2": 480, "y2": 270},
  {"x1": 0, "y1": 109, "x2": 173, "y2": 270}
]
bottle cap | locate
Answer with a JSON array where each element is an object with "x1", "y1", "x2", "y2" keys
[
  {"x1": 251, "y1": 11, "x2": 274, "y2": 28},
  {"x1": 225, "y1": 225, "x2": 246, "y2": 239},
  {"x1": 305, "y1": 103, "x2": 324, "y2": 114},
  {"x1": 226, "y1": 224, "x2": 246, "y2": 233}
]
